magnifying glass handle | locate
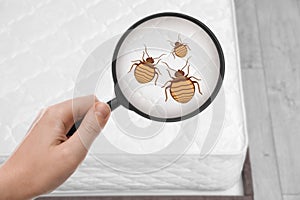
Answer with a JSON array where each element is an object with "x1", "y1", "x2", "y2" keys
[
  {"x1": 66, "y1": 98, "x2": 119, "y2": 137},
  {"x1": 107, "y1": 98, "x2": 119, "y2": 111}
]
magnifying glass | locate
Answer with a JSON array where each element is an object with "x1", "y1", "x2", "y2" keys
[{"x1": 67, "y1": 12, "x2": 225, "y2": 136}]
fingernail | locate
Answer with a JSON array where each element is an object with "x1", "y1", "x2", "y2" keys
[
  {"x1": 93, "y1": 95, "x2": 99, "y2": 103},
  {"x1": 95, "y1": 102, "x2": 110, "y2": 119}
]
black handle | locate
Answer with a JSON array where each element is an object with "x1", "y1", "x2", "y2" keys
[
  {"x1": 66, "y1": 98, "x2": 119, "y2": 137},
  {"x1": 106, "y1": 97, "x2": 119, "y2": 111}
]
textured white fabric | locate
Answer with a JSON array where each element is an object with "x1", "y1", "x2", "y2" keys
[{"x1": 0, "y1": 0, "x2": 248, "y2": 195}]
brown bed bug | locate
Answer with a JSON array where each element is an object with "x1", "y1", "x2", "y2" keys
[
  {"x1": 129, "y1": 46, "x2": 165, "y2": 85},
  {"x1": 169, "y1": 35, "x2": 191, "y2": 59},
  {"x1": 162, "y1": 57, "x2": 202, "y2": 103}
]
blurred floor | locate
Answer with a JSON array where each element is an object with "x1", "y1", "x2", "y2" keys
[{"x1": 235, "y1": 0, "x2": 300, "y2": 199}]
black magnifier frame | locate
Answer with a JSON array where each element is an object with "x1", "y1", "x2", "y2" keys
[
  {"x1": 109, "y1": 12, "x2": 225, "y2": 122},
  {"x1": 67, "y1": 12, "x2": 225, "y2": 136}
]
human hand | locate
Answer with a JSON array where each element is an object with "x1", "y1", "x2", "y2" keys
[{"x1": 0, "y1": 95, "x2": 111, "y2": 200}]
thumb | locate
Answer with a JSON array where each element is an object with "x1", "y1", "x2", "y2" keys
[
  {"x1": 77, "y1": 101, "x2": 111, "y2": 150},
  {"x1": 65, "y1": 102, "x2": 110, "y2": 156}
]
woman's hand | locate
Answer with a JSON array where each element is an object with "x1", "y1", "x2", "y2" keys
[{"x1": 0, "y1": 95, "x2": 110, "y2": 200}]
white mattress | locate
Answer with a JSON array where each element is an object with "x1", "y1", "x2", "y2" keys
[{"x1": 0, "y1": 0, "x2": 248, "y2": 196}]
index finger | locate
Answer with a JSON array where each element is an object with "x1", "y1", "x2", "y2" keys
[{"x1": 45, "y1": 95, "x2": 98, "y2": 132}]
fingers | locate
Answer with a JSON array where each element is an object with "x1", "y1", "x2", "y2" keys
[
  {"x1": 43, "y1": 95, "x2": 98, "y2": 132},
  {"x1": 62, "y1": 102, "x2": 110, "y2": 160},
  {"x1": 76, "y1": 102, "x2": 111, "y2": 149}
]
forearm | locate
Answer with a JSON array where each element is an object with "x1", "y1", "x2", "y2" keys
[
  {"x1": 0, "y1": 163, "x2": 32, "y2": 200},
  {"x1": 0, "y1": 164, "x2": 14, "y2": 199}
]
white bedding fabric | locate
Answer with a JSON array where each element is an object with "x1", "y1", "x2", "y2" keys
[{"x1": 0, "y1": 0, "x2": 248, "y2": 195}]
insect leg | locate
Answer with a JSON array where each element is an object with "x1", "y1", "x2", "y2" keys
[
  {"x1": 172, "y1": 51, "x2": 175, "y2": 59},
  {"x1": 128, "y1": 63, "x2": 138, "y2": 73},
  {"x1": 154, "y1": 67, "x2": 161, "y2": 75},
  {"x1": 161, "y1": 80, "x2": 172, "y2": 88},
  {"x1": 164, "y1": 85, "x2": 171, "y2": 102},
  {"x1": 154, "y1": 71, "x2": 159, "y2": 85},
  {"x1": 186, "y1": 44, "x2": 191, "y2": 50},
  {"x1": 190, "y1": 76, "x2": 201, "y2": 81},
  {"x1": 192, "y1": 81, "x2": 203, "y2": 95},
  {"x1": 183, "y1": 43, "x2": 191, "y2": 50}
]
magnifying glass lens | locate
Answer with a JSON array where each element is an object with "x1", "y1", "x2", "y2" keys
[{"x1": 113, "y1": 15, "x2": 224, "y2": 122}]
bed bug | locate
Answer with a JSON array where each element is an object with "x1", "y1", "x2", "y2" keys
[
  {"x1": 162, "y1": 57, "x2": 202, "y2": 103},
  {"x1": 169, "y1": 35, "x2": 191, "y2": 59},
  {"x1": 129, "y1": 46, "x2": 165, "y2": 85}
]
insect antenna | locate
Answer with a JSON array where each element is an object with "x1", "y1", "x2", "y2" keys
[
  {"x1": 154, "y1": 59, "x2": 162, "y2": 66},
  {"x1": 162, "y1": 61, "x2": 176, "y2": 72},
  {"x1": 166, "y1": 68, "x2": 174, "y2": 79},
  {"x1": 181, "y1": 56, "x2": 191, "y2": 71},
  {"x1": 131, "y1": 59, "x2": 141, "y2": 62},
  {"x1": 167, "y1": 40, "x2": 175, "y2": 47},
  {"x1": 178, "y1": 34, "x2": 182, "y2": 43},
  {"x1": 144, "y1": 44, "x2": 150, "y2": 58},
  {"x1": 153, "y1": 53, "x2": 166, "y2": 60},
  {"x1": 142, "y1": 51, "x2": 145, "y2": 61}
]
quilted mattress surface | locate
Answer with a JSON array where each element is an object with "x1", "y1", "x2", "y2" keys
[{"x1": 0, "y1": 0, "x2": 248, "y2": 195}]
